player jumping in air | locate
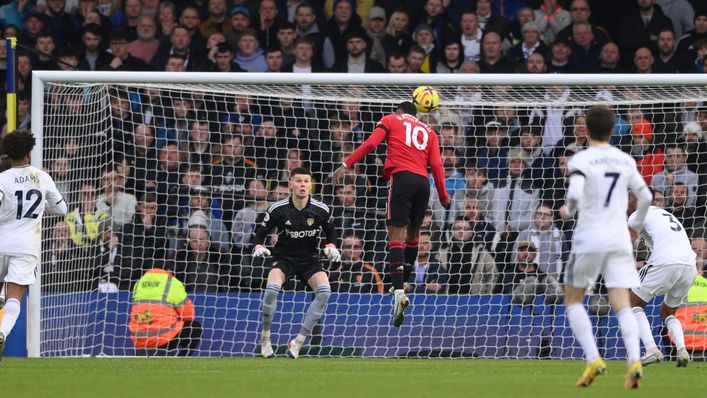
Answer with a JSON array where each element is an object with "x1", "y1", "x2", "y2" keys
[
  {"x1": 332, "y1": 101, "x2": 451, "y2": 327},
  {"x1": 252, "y1": 167, "x2": 340, "y2": 359},
  {"x1": 560, "y1": 106, "x2": 652, "y2": 389},
  {"x1": 627, "y1": 195, "x2": 695, "y2": 367},
  {"x1": 0, "y1": 130, "x2": 68, "y2": 360}
]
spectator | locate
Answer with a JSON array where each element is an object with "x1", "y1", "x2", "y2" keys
[
  {"x1": 151, "y1": 25, "x2": 204, "y2": 71},
  {"x1": 332, "y1": 179, "x2": 381, "y2": 253},
  {"x1": 211, "y1": 42, "x2": 244, "y2": 72},
  {"x1": 503, "y1": 240, "x2": 561, "y2": 307},
  {"x1": 449, "y1": 165, "x2": 493, "y2": 221},
  {"x1": 476, "y1": 120, "x2": 509, "y2": 184},
  {"x1": 264, "y1": 46, "x2": 285, "y2": 72},
  {"x1": 476, "y1": 0, "x2": 510, "y2": 40},
  {"x1": 405, "y1": 44, "x2": 426, "y2": 73},
  {"x1": 651, "y1": 143, "x2": 699, "y2": 208},
  {"x1": 569, "y1": 22, "x2": 601, "y2": 72},
  {"x1": 513, "y1": 203, "x2": 564, "y2": 276},
  {"x1": 435, "y1": 39, "x2": 463, "y2": 73},
  {"x1": 199, "y1": 0, "x2": 230, "y2": 38},
  {"x1": 386, "y1": 51, "x2": 407, "y2": 72},
  {"x1": 323, "y1": 0, "x2": 363, "y2": 64},
  {"x1": 34, "y1": 32, "x2": 58, "y2": 70},
  {"x1": 542, "y1": 148, "x2": 573, "y2": 209},
  {"x1": 157, "y1": 1, "x2": 178, "y2": 39},
  {"x1": 509, "y1": 7, "x2": 535, "y2": 46},
  {"x1": 210, "y1": 134, "x2": 260, "y2": 223},
  {"x1": 330, "y1": 234, "x2": 385, "y2": 294},
  {"x1": 525, "y1": 52, "x2": 547, "y2": 73},
  {"x1": 121, "y1": 193, "x2": 169, "y2": 286},
  {"x1": 256, "y1": 0, "x2": 280, "y2": 49},
  {"x1": 598, "y1": 41, "x2": 623, "y2": 73},
  {"x1": 410, "y1": 231, "x2": 447, "y2": 294},
  {"x1": 681, "y1": 121, "x2": 707, "y2": 174},
  {"x1": 91, "y1": 223, "x2": 124, "y2": 292},
  {"x1": 235, "y1": 28, "x2": 267, "y2": 72},
  {"x1": 555, "y1": 0, "x2": 610, "y2": 46},
  {"x1": 41, "y1": 0, "x2": 80, "y2": 47},
  {"x1": 653, "y1": 28, "x2": 692, "y2": 72},
  {"x1": 655, "y1": 0, "x2": 694, "y2": 39},
  {"x1": 478, "y1": 31, "x2": 515, "y2": 73},
  {"x1": 42, "y1": 221, "x2": 88, "y2": 292},
  {"x1": 365, "y1": 6, "x2": 387, "y2": 67},
  {"x1": 147, "y1": 142, "x2": 182, "y2": 222},
  {"x1": 653, "y1": 189, "x2": 666, "y2": 208},
  {"x1": 96, "y1": 170, "x2": 138, "y2": 230},
  {"x1": 20, "y1": 12, "x2": 45, "y2": 48},
  {"x1": 669, "y1": 182, "x2": 702, "y2": 235},
  {"x1": 676, "y1": 10, "x2": 707, "y2": 59},
  {"x1": 231, "y1": 179, "x2": 269, "y2": 254},
  {"x1": 488, "y1": 149, "x2": 540, "y2": 264},
  {"x1": 413, "y1": 24, "x2": 439, "y2": 73},
  {"x1": 182, "y1": 187, "x2": 230, "y2": 253},
  {"x1": 534, "y1": 0, "x2": 571, "y2": 44},
  {"x1": 446, "y1": 217, "x2": 497, "y2": 294},
  {"x1": 65, "y1": 183, "x2": 111, "y2": 250},
  {"x1": 619, "y1": 0, "x2": 673, "y2": 57},
  {"x1": 276, "y1": 21, "x2": 298, "y2": 66},
  {"x1": 459, "y1": 11, "x2": 483, "y2": 62},
  {"x1": 51, "y1": 156, "x2": 74, "y2": 206},
  {"x1": 630, "y1": 119, "x2": 665, "y2": 185},
  {"x1": 382, "y1": 9, "x2": 412, "y2": 57},
  {"x1": 294, "y1": 2, "x2": 336, "y2": 69},
  {"x1": 76, "y1": 24, "x2": 109, "y2": 71},
  {"x1": 128, "y1": 15, "x2": 160, "y2": 64},
  {"x1": 282, "y1": 36, "x2": 324, "y2": 72},
  {"x1": 332, "y1": 29, "x2": 385, "y2": 72},
  {"x1": 633, "y1": 46, "x2": 655, "y2": 73},
  {"x1": 437, "y1": 147, "x2": 466, "y2": 200},
  {"x1": 507, "y1": 21, "x2": 548, "y2": 64},
  {"x1": 178, "y1": 5, "x2": 207, "y2": 52},
  {"x1": 518, "y1": 124, "x2": 553, "y2": 189},
  {"x1": 129, "y1": 263, "x2": 202, "y2": 356},
  {"x1": 105, "y1": 28, "x2": 150, "y2": 71},
  {"x1": 225, "y1": 6, "x2": 252, "y2": 51},
  {"x1": 175, "y1": 223, "x2": 231, "y2": 292},
  {"x1": 118, "y1": 0, "x2": 142, "y2": 41},
  {"x1": 457, "y1": 197, "x2": 496, "y2": 251}
]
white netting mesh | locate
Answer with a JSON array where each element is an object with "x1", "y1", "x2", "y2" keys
[{"x1": 37, "y1": 77, "x2": 707, "y2": 358}]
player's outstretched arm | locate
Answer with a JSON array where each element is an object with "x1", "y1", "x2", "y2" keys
[
  {"x1": 335, "y1": 125, "x2": 388, "y2": 186},
  {"x1": 627, "y1": 167, "x2": 652, "y2": 232},
  {"x1": 428, "y1": 134, "x2": 451, "y2": 208}
]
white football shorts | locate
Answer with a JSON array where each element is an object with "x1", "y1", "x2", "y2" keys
[
  {"x1": 0, "y1": 254, "x2": 39, "y2": 286},
  {"x1": 565, "y1": 250, "x2": 639, "y2": 289},
  {"x1": 632, "y1": 263, "x2": 697, "y2": 308}
]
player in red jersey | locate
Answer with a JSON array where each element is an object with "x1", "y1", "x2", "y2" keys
[{"x1": 333, "y1": 101, "x2": 451, "y2": 327}]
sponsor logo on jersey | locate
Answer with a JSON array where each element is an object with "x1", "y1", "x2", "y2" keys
[
  {"x1": 307, "y1": 218, "x2": 315, "y2": 226},
  {"x1": 285, "y1": 220, "x2": 292, "y2": 226},
  {"x1": 285, "y1": 229, "x2": 317, "y2": 238}
]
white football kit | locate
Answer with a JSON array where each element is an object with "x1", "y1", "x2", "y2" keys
[
  {"x1": 565, "y1": 146, "x2": 651, "y2": 289},
  {"x1": 0, "y1": 166, "x2": 67, "y2": 285},
  {"x1": 629, "y1": 206, "x2": 697, "y2": 307}
]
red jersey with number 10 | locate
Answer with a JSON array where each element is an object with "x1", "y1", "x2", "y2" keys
[{"x1": 343, "y1": 113, "x2": 450, "y2": 203}]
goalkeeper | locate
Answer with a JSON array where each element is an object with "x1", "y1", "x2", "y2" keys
[{"x1": 251, "y1": 167, "x2": 339, "y2": 359}]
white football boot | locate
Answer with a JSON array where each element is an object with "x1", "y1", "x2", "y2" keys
[
  {"x1": 676, "y1": 348, "x2": 691, "y2": 368},
  {"x1": 393, "y1": 292, "x2": 410, "y2": 328},
  {"x1": 260, "y1": 332, "x2": 274, "y2": 359},
  {"x1": 640, "y1": 347, "x2": 664, "y2": 366},
  {"x1": 287, "y1": 339, "x2": 302, "y2": 359},
  {"x1": 0, "y1": 332, "x2": 6, "y2": 362}
]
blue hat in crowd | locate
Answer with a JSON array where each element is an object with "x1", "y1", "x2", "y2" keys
[{"x1": 230, "y1": 6, "x2": 250, "y2": 17}]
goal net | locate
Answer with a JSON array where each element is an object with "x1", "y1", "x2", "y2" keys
[{"x1": 31, "y1": 72, "x2": 707, "y2": 358}]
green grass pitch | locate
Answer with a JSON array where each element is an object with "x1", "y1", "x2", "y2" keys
[{"x1": 0, "y1": 358, "x2": 701, "y2": 397}]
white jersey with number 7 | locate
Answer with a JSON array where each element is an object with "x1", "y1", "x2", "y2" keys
[
  {"x1": 0, "y1": 166, "x2": 67, "y2": 258},
  {"x1": 567, "y1": 146, "x2": 648, "y2": 254}
]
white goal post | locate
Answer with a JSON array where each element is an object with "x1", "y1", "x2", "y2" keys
[{"x1": 29, "y1": 71, "x2": 707, "y2": 358}]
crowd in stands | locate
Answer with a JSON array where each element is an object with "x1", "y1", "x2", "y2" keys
[{"x1": 1, "y1": 0, "x2": 707, "y2": 296}]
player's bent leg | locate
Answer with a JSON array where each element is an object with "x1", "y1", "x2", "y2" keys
[
  {"x1": 261, "y1": 268, "x2": 285, "y2": 358},
  {"x1": 629, "y1": 290, "x2": 663, "y2": 365},
  {"x1": 403, "y1": 225, "x2": 421, "y2": 282},
  {"x1": 287, "y1": 273, "x2": 331, "y2": 359},
  {"x1": 659, "y1": 302, "x2": 690, "y2": 367}
]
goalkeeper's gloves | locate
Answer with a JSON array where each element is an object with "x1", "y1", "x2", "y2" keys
[
  {"x1": 323, "y1": 244, "x2": 341, "y2": 262},
  {"x1": 253, "y1": 244, "x2": 271, "y2": 257}
]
